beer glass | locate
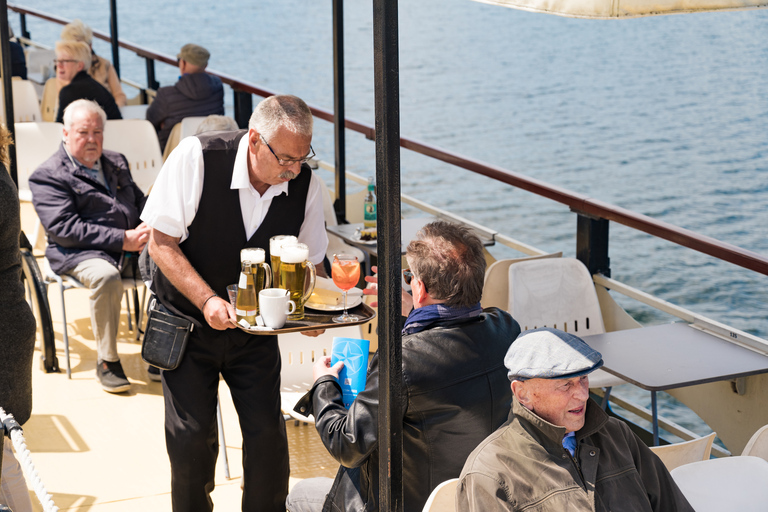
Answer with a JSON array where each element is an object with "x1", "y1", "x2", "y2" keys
[
  {"x1": 269, "y1": 235, "x2": 298, "y2": 289},
  {"x1": 278, "y1": 243, "x2": 316, "y2": 320},
  {"x1": 239, "y1": 248, "x2": 271, "y2": 314}
]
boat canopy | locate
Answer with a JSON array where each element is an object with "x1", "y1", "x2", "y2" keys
[{"x1": 471, "y1": 0, "x2": 768, "y2": 19}]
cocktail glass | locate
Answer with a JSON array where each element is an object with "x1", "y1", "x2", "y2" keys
[{"x1": 332, "y1": 253, "x2": 361, "y2": 323}]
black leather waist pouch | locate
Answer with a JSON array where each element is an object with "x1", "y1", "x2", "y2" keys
[{"x1": 141, "y1": 299, "x2": 193, "y2": 371}]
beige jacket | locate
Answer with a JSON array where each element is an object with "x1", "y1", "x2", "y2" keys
[
  {"x1": 89, "y1": 54, "x2": 126, "y2": 107},
  {"x1": 457, "y1": 397, "x2": 694, "y2": 512}
]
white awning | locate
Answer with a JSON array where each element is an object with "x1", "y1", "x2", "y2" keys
[{"x1": 472, "y1": 0, "x2": 768, "y2": 19}]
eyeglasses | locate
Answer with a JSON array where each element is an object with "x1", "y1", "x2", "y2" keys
[
  {"x1": 54, "y1": 59, "x2": 78, "y2": 66},
  {"x1": 260, "y1": 135, "x2": 315, "y2": 167},
  {"x1": 402, "y1": 268, "x2": 415, "y2": 286}
]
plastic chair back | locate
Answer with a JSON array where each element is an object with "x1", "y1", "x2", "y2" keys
[
  {"x1": 11, "y1": 79, "x2": 43, "y2": 122},
  {"x1": 508, "y1": 258, "x2": 605, "y2": 336},
  {"x1": 422, "y1": 478, "x2": 458, "y2": 512},
  {"x1": 741, "y1": 424, "x2": 768, "y2": 463},
  {"x1": 14, "y1": 122, "x2": 64, "y2": 202},
  {"x1": 650, "y1": 432, "x2": 717, "y2": 471},
  {"x1": 278, "y1": 324, "x2": 363, "y2": 423},
  {"x1": 481, "y1": 252, "x2": 562, "y2": 310},
  {"x1": 103, "y1": 119, "x2": 163, "y2": 194},
  {"x1": 180, "y1": 116, "x2": 207, "y2": 138},
  {"x1": 25, "y1": 48, "x2": 55, "y2": 84},
  {"x1": 40, "y1": 78, "x2": 58, "y2": 122},
  {"x1": 670, "y1": 456, "x2": 768, "y2": 512}
]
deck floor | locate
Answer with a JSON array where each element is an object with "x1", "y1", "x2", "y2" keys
[{"x1": 17, "y1": 259, "x2": 337, "y2": 511}]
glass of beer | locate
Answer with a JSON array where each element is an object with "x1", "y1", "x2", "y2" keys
[
  {"x1": 278, "y1": 243, "x2": 316, "y2": 320},
  {"x1": 269, "y1": 235, "x2": 298, "y2": 289},
  {"x1": 240, "y1": 248, "x2": 272, "y2": 313}
]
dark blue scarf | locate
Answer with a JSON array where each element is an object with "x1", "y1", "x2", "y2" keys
[{"x1": 402, "y1": 303, "x2": 483, "y2": 335}]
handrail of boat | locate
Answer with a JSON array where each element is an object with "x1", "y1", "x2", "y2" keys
[{"x1": 8, "y1": 3, "x2": 768, "y2": 280}]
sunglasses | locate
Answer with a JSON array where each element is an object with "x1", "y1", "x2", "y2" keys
[{"x1": 402, "y1": 268, "x2": 414, "y2": 286}]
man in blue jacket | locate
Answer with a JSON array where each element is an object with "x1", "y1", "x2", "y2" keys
[
  {"x1": 30, "y1": 99, "x2": 149, "y2": 393},
  {"x1": 146, "y1": 43, "x2": 224, "y2": 152}
]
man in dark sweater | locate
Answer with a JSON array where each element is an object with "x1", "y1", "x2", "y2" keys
[
  {"x1": 54, "y1": 40, "x2": 122, "y2": 123},
  {"x1": 142, "y1": 95, "x2": 327, "y2": 512},
  {"x1": 146, "y1": 43, "x2": 224, "y2": 152}
]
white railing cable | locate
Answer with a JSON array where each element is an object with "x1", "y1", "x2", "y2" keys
[{"x1": 0, "y1": 408, "x2": 59, "y2": 512}]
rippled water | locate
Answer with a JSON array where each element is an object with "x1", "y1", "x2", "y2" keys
[{"x1": 17, "y1": 2, "x2": 767, "y2": 343}]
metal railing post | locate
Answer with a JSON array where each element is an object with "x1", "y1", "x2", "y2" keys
[
  {"x1": 332, "y1": 0, "x2": 347, "y2": 223},
  {"x1": 576, "y1": 212, "x2": 611, "y2": 277},
  {"x1": 109, "y1": 0, "x2": 120, "y2": 77},
  {"x1": 19, "y1": 13, "x2": 30, "y2": 40},
  {"x1": 233, "y1": 90, "x2": 253, "y2": 129},
  {"x1": 373, "y1": 0, "x2": 403, "y2": 510},
  {"x1": 145, "y1": 57, "x2": 159, "y2": 91}
]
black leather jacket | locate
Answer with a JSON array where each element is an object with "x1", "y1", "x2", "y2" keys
[{"x1": 296, "y1": 307, "x2": 521, "y2": 512}]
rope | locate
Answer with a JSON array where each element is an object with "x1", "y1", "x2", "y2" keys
[{"x1": 0, "y1": 408, "x2": 59, "y2": 512}]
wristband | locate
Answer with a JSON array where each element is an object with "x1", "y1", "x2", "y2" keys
[{"x1": 201, "y1": 293, "x2": 218, "y2": 312}]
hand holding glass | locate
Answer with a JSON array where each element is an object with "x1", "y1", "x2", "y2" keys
[{"x1": 332, "y1": 254, "x2": 361, "y2": 323}]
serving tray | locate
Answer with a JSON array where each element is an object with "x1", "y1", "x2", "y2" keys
[{"x1": 236, "y1": 303, "x2": 376, "y2": 335}]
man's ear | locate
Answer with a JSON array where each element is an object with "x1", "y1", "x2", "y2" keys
[
  {"x1": 511, "y1": 380, "x2": 530, "y2": 407},
  {"x1": 411, "y1": 276, "x2": 428, "y2": 306}
]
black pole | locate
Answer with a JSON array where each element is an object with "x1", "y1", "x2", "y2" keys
[
  {"x1": 0, "y1": 0, "x2": 18, "y2": 187},
  {"x1": 19, "y1": 13, "x2": 30, "y2": 40},
  {"x1": 372, "y1": 0, "x2": 403, "y2": 511},
  {"x1": 575, "y1": 212, "x2": 611, "y2": 277},
  {"x1": 109, "y1": 0, "x2": 120, "y2": 78},
  {"x1": 332, "y1": 0, "x2": 347, "y2": 223}
]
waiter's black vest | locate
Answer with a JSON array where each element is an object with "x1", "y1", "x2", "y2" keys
[{"x1": 153, "y1": 130, "x2": 312, "y2": 327}]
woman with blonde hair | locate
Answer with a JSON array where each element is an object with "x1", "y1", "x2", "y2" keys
[{"x1": 60, "y1": 19, "x2": 126, "y2": 107}]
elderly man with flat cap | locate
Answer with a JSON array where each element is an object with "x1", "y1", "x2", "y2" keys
[
  {"x1": 146, "y1": 43, "x2": 224, "y2": 151},
  {"x1": 457, "y1": 327, "x2": 694, "y2": 512}
]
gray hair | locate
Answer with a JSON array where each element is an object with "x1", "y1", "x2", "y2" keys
[
  {"x1": 406, "y1": 221, "x2": 486, "y2": 307},
  {"x1": 195, "y1": 115, "x2": 239, "y2": 134},
  {"x1": 60, "y1": 19, "x2": 93, "y2": 46},
  {"x1": 248, "y1": 95, "x2": 313, "y2": 140},
  {"x1": 55, "y1": 40, "x2": 92, "y2": 71},
  {"x1": 63, "y1": 99, "x2": 107, "y2": 130}
]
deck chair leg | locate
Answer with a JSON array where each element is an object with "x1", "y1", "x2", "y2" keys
[
  {"x1": 133, "y1": 285, "x2": 141, "y2": 340},
  {"x1": 601, "y1": 386, "x2": 613, "y2": 410},
  {"x1": 124, "y1": 291, "x2": 133, "y2": 331},
  {"x1": 216, "y1": 396, "x2": 230, "y2": 479},
  {"x1": 58, "y1": 281, "x2": 71, "y2": 379}
]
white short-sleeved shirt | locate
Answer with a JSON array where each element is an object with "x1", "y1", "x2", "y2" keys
[{"x1": 141, "y1": 134, "x2": 328, "y2": 265}]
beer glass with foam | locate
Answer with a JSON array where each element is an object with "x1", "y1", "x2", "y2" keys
[
  {"x1": 278, "y1": 243, "x2": 316, "y2": 320},
  {"x1": 269, "y1": 235, "x2": 298, "y2": 288},
  {"x1": 237, "y1": 248, "x2": 271, "y2": 319}
]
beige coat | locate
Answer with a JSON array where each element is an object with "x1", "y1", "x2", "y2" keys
[
  {"x1": 89, "y1": 54, "x2": 126, "y2": 107},
  {"x1": 457, "y1": 397, "x2": 693, "y2": 512}
]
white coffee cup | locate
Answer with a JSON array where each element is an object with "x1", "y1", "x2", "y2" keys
[{"x1": 258, "y1": 288, "x2": 296, "y2": 329}]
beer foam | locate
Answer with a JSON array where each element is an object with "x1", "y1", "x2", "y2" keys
[
  {"x1": 270, "y1": 235, "x2": 298, "y2": 257},
  {"x1": 240, "y1": 248, "x2": 265, "y2": 264},
  {"x1": 280, "y1": 244, "x2": 309, "y2": 264}
]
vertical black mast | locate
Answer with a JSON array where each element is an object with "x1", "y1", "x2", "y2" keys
[
  {"x1": 109, "y1": 0, "x2": 120, "y2": 78},
  {"x1": 372, "y1": 0, "x2": 403, "y2": 510},
  {"x1": 333, "y1": 0, "x2": 347, "y2": 223}
]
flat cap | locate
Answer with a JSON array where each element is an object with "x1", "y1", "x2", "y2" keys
[
  {"x1": 504, "y1": 327, "x2": 603, "y2": 381},
  {"x1": 177, "y1": 43, "x2": 210, "y2": 68}
]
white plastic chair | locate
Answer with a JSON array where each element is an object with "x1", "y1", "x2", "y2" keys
[
  {"x1": 481, "y1": 252, "x2": 562, "y2": 310},
  {"x1": 506, "y1": 258, "x2": 626, "y2": 397},
  {"x1": 278, "y1": 324, "x2": 364, "y2": 423},
  {"x1": 741, "y1": 424, "x2": 768, "y2": 463},
  {"x1": 120, "y1": 104, "x2": 149, "y2": 120},
  {"x1": 649, "y1": 432, "x2": 717, "y2": 471},
  {"x1": 422, "y1": 478, "x2": 458, "y2": 512},
  {"x1": 14, "y1": 122, "x2": 64, "y2": 202},
  {"x1": 670, "y1": 456, "x2": 768, "y2": 512},
  {"x1": 103, "y1": 119, "x2": 163, "y2": 194},
  {"x1": 179, "y1": 116, "x2": 207, "y2": 138},
  {"x1": 24, "y1": 48, "x2": 55, "y2": 84},
  {"x1": 10, "y1": 78, "x2": 43, "y2": 122}
]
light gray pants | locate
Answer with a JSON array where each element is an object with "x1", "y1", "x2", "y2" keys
[
  {"x1": 285, "y1": 477, "x2": 334, "y2": 512},
  {"x1": 67, "y1": 258, "x2": 131, "y2": 363},
  {"x1": 1, "y1": 437, "x2": 33, "y2": 512}
]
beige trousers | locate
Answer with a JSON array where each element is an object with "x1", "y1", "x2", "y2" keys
[{"x1": 67, "y1": 258, "x2": 131, "y2": 363}]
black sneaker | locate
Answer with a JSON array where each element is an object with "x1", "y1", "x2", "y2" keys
[
  {"x1": 96, "y1": 360, "x2": 131, "y2": 393},
  {"x1": 147, "y1": 365, "x2": 162, "y2": 382}
]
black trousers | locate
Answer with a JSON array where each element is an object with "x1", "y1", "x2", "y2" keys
[{"x1": 162, "y1": 327, "x2": 289, "y2": 512}]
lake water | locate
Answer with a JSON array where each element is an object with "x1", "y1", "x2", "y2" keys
[{"x1": 13, "y1": 0, "x2": 768, "y2": 436}]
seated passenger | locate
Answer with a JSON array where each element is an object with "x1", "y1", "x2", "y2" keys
[
  {"x1": 457, "y1": 327, "x2": 694, "y2": 512},
  {"x1": 146, "y1": 43, "x2": 224, "y2": 151},
  {"x1": 29, "y1": 99, "x2": 148, "y2": 394},
  {"x1": 286, "y1": 220, "x2": 522, "y2": 512},
  {"x1": 54, "y1": 40, "x2": 122, "y2": 123},
  {"x1": 194, "y1": 114, "x2": 239, "y2": 134},
  {"x1": 60, "y1": 19, "x2": 127, "y2": 107}
]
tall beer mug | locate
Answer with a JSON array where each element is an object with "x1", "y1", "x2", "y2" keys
[
  {"x1": 239, "y1": 248, "x2": 271, "y2": 314},
  {"x1": 278, "y1": 243, "x2": 316, "y2": 320},
  {"x1": 269, "y1": 235, "x2": 298, "y2": 289}
]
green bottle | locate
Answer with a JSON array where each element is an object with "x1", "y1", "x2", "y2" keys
[{"x1": 363, "y1": 177, "x2": 377, "y2": 228}]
